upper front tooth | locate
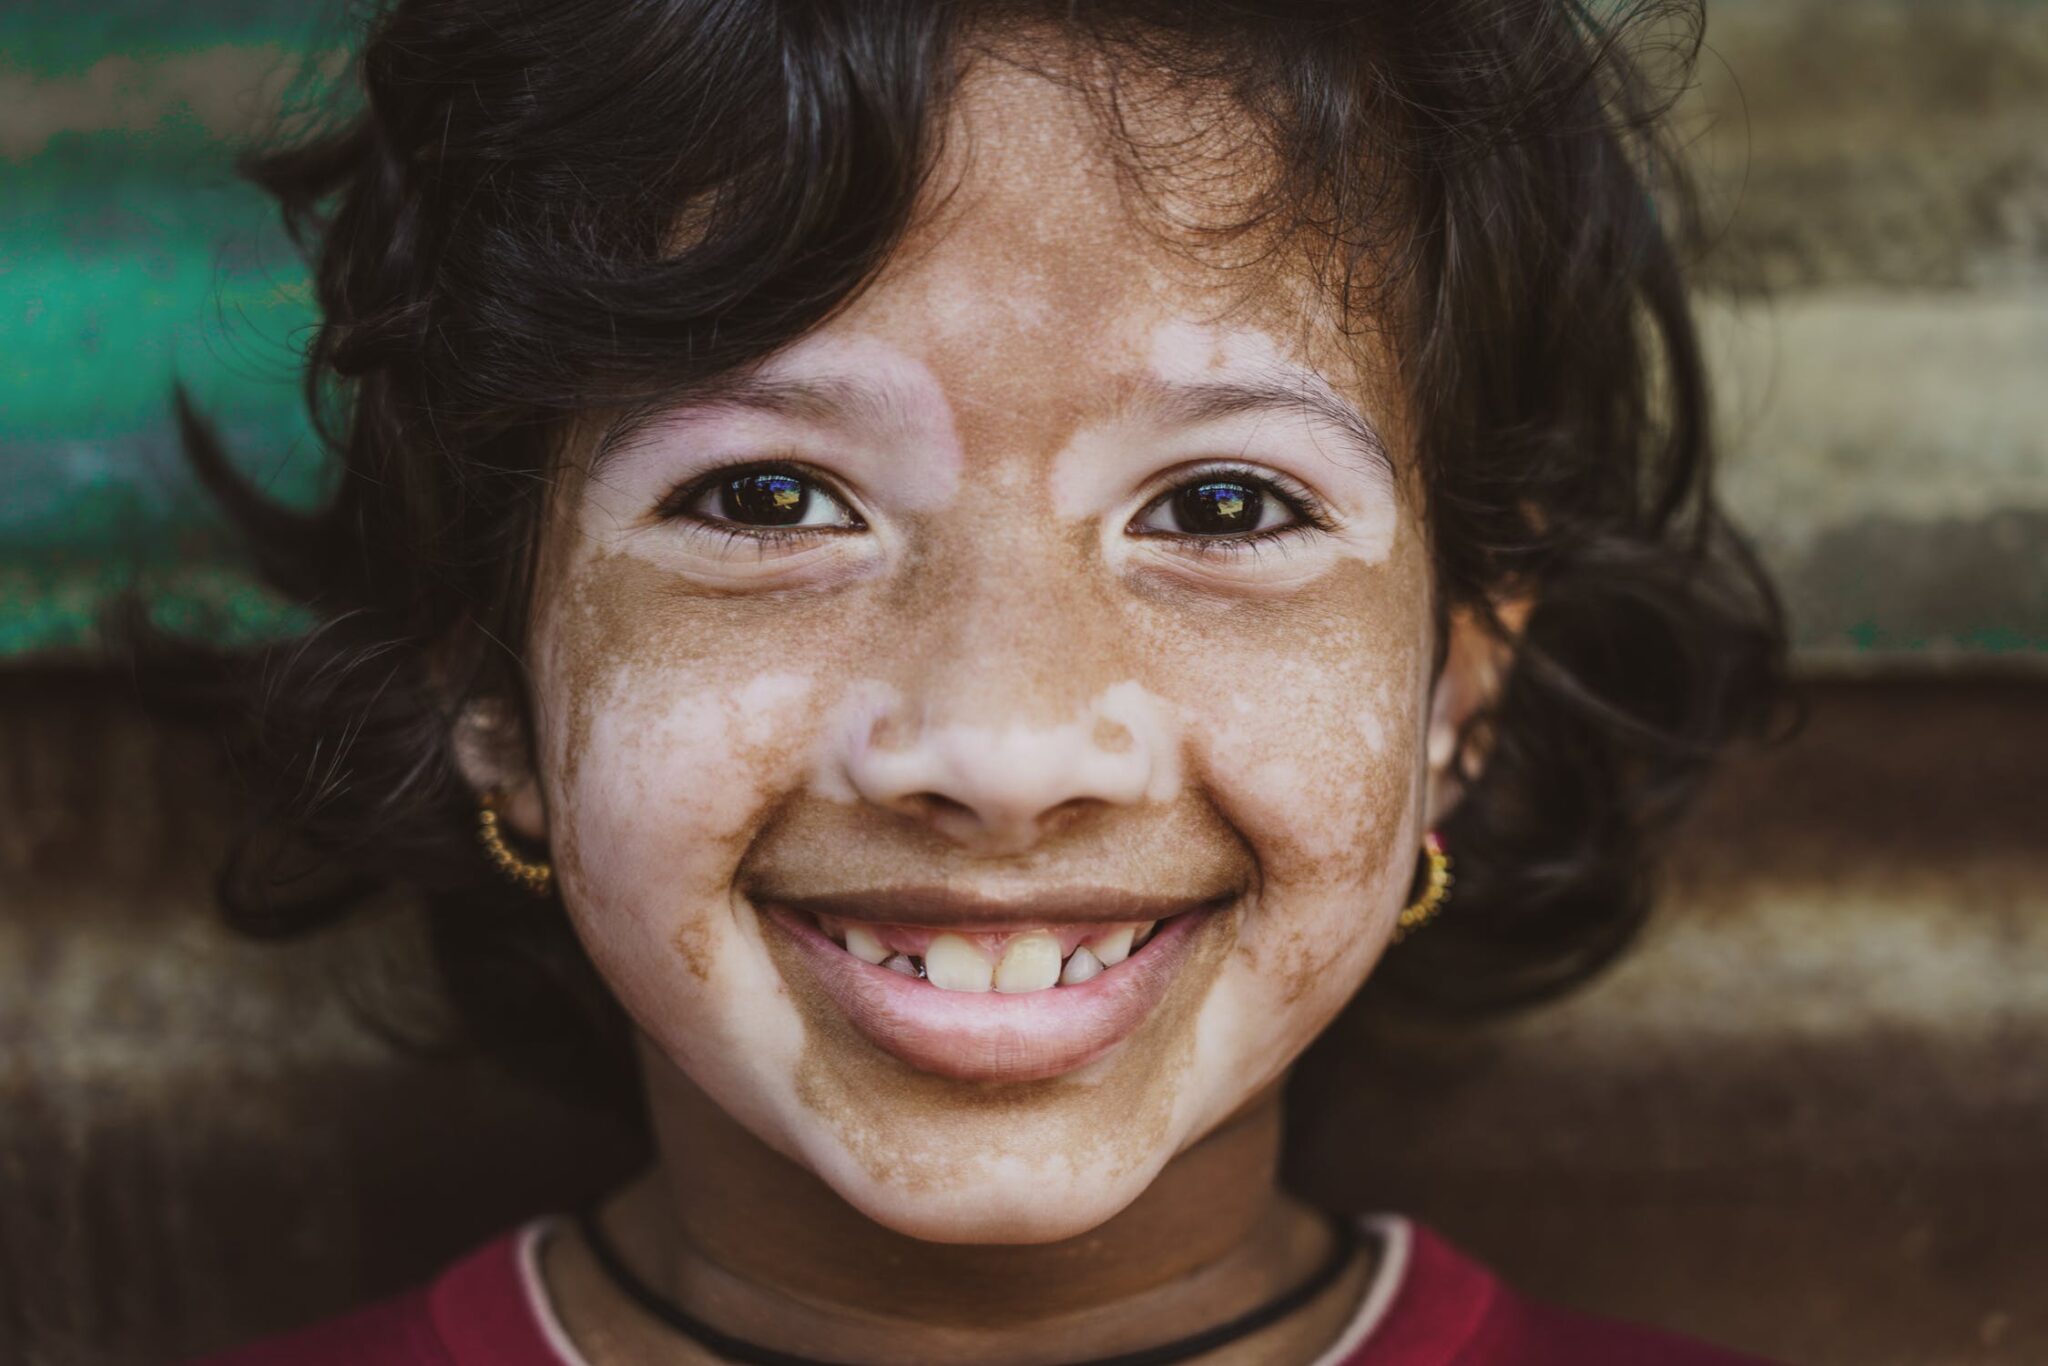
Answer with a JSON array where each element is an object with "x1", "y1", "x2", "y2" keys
[
  {"x1": 1086, "y1": 926, "x2": 1135, "y2": 966},
  {"x1": 994, "y1": 932, "x2": 1063, "y2": 993},
  {"x1": 1132, "y1": 919, "x2": 1157, "y2": 948},
  {"x1": 923, "y1": 934, "x2": 994, "y2": 992},
  {"x1": 1060, "y1": 945, "x2": 1104, "y2": 985},
  {"x1": 843, "y1": 925, "x2": 889, "y2": 964}
]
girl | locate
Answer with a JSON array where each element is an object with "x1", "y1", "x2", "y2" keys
[{"x1": 184, "y1": 0, "x2": 1787, "y2": 1360}]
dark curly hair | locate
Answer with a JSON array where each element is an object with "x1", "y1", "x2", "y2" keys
[{"x1": 170, "y1": 0, "x2": 1787, "y2": 1111}]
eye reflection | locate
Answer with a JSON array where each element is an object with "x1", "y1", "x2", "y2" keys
[
  {"x1": 723, "y1": 472, "x2": 810, "y2": 525},
  {"x1": 1176, "y1": 481, "x2": 1262, "y2": 535},
  {"x1": 664, "y1": 465, "x2": 861, "y2": 532},
  {"x1": 1132, "y1": 468, "x2": 1318, "y2": 542}
]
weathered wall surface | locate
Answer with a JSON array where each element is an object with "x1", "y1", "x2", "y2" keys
[
  {"x1": 0, "y1": 673, "x2": 651, "y2": 1364},
  {"x1": 1298, "y1": 678, "x2": 2048, "y2": 1365},
  {"x1": 1688, "y1": 0, "x2": 2048, "y2": 665},
  {"x1": 4, "y1": 675, "x2": 2043, "y2": 1365},
  {"x1": 0, "y1": 7, "x2": 327, "y2": 654}
]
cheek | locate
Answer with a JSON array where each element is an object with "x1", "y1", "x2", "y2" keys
[
  {"x1": 1202, "y1": 664, "x2": 1407, "y2": 878},
  {"x1": 1168, "y1": 582, "x2": 1426, "y2": 881},
  {"x1": 1142, "y1": 560, "x2": 1431, "y2": 1006},
  {"x1": 559, "y1": 665, "x2": 816, "y2": 928},
  {"x1": 527, "y1": 553, "x2": 848, "y2": 988}
]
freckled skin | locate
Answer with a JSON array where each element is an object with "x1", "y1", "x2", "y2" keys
[{"x1": 480, "y1": 40, "x2": 1510, "y2": 1365}]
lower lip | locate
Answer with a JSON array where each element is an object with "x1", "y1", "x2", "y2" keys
[{"x1": 762, "y1": 905, "x2": 1212, "y2": 1084}]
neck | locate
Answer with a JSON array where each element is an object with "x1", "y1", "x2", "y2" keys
[{"x1": 565, "y1": 1038, "x2": 1362, "y2": 1363}]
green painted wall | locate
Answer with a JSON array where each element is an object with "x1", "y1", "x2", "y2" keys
[{"x1": 1, "y1": 3, "x2": 332, "y2": 655}]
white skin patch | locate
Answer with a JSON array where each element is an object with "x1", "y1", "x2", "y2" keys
[
  {"x1": 1045, "y1": 319, "x2": 1401, "y2": 582},
  {"x1": 583, "y1": 332, "x2": 967, "y2": 550},
  {"x1": 815, "y1": 679, "x2": 1184, "y2": 852},
  {"x1": 502, "y1": 54, "x2": 1500, "y2": 1249}
]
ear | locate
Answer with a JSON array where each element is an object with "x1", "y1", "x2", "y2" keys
[
  {"x1": 1423, "y1": 592, "x2": 1534, "y2": 827},
  {"x1": 451, "y1": 696, "x2": 549, "y2": 842}
]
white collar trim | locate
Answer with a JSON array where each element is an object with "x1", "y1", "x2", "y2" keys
[
  {"x1": 1309, "y1": 1214, "x2": 1413, "y2": 1366},
  {"x1": 516, "y1": 1220, "x2": 599, "y2": 1366},
  {"x1": 515, "y1": 1211, "x2": 1413, "y2": 1366}
]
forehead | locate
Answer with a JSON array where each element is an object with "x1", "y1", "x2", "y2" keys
[{"x1": 799, "y1": 45, "x2": 1392, "y2": 446}]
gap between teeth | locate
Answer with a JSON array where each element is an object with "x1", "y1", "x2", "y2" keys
[{"x1": 836, "y1": 921, "x2": 1157, "y2": 993}]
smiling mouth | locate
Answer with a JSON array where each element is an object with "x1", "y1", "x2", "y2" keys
[
  {"x1": 756, "y1": 888, "x2": 1231, "y2": 1082},
  {"x1": 812, "y1": 914, "x2": 1164, "y2": 992}
]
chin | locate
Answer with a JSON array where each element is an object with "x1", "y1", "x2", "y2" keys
[
  {"x1": 809, "y1": 1137, "x2": 1162, "y2": 1245},
  {"x1": 738, "y1": 926, "x2": 1240, "y2": 1248}
]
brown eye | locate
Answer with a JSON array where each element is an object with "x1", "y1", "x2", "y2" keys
[
  {"x1": 667, "y1": 464, "x2": 861, "y2": 531},
  {"x1": 720, "y1": 472, "x2": 811, "y2": 526},
  {"x1": 1132, "y1": 470, "x2": 1304, "y2": 540},
  {"x1": 1173, "y1": 481, "x2": 1263, "y2": 535}
]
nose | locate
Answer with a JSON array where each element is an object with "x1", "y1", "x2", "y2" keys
[{"x1": 837, "y1": 682, "x2": 1174, "y2": 853}]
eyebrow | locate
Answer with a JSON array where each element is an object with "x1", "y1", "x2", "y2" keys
[
  {"x1": 589, "y1": 368, "x2": 1393, "y2": 482},
  {"x1": 1116, "y1": 373, "x2": 1395, "y2": 483},
  {"x1": 690, "y1": 373, "x2": 923, "y2": 430},
  {"x1": 588, "y1": 373, "x2": 924, "y2": 481}
]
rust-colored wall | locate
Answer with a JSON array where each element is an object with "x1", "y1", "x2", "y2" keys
[
  {"x1": 0, "y1": 671, "x2": 646, "y2": 1365},
  {"x1": 1295, "y1": 679, "x2": 2048, "y2": 1364},
  {"x1": 4, "y1": 672, "x2": 2045, "y2": 1365}
]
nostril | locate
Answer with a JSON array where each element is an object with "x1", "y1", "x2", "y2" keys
[
  {"x1": 1040, "y1": 796, "x2": 1096, "y2": 830},
  {"x1": 901, "y1": 791, "x2": 976, "y2": 824},
  {"x1": 892, "y1": 791, "x2": 1096, "y2": 845}
]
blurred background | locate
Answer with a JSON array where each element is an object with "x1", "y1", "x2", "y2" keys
[{"x1": 2, "y1": 1, "x2": 2044, "y2": 1363}]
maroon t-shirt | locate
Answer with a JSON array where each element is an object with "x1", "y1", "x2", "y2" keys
[{"x1": 192, "y1": 1215, "x2": 1774, "y2": 1365}]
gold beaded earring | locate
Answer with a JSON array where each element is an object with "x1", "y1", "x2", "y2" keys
[
  {"x1": 478, "y1": 792, "x2": 554, "y2": 896},
  {"x1": 1392, "y1": 830, "x2": 1452, "y2": 943}
]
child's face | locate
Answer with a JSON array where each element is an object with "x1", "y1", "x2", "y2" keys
[{"x1": 510, "y1": 56, "x2": 1465, "y2": 1242}]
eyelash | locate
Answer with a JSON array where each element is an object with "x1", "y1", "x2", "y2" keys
[
  {"x1": 1131, "y1": 461, "x2": 1336, "y2": 559},
  {"x1": 652, "y1": 459, "x2": 864, "y2": 551},
  {"x1": 651, "y1": 460, "x2": 1335, "y2": 554}
]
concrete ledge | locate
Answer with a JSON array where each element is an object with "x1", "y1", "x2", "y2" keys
[{"x1": 1704, "y1": 293, "x2": 2048, "y2": 661}]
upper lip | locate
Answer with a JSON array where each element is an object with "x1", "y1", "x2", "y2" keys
[{"x1": 751, "y1": 884, "x2": 1232, "y2": 928}]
